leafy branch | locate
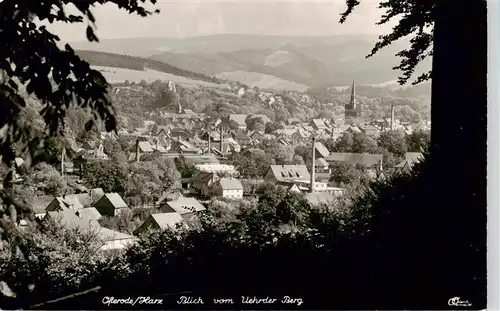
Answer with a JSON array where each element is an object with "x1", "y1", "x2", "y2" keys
[{"x1": 340, "y1": 0, "x2": 435, "y2": 85}]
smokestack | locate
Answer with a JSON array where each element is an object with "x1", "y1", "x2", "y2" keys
[
  {"x1": 390, "y1": 105, "x2": 395, "y2": 131},
  {"x1": 310, "y1": 136, "x2": 316, "y2": 193},
  {"x1": 61, "y1": 147, "x2": 65, "y2": 176},
  {"x1": 220, "y1": 126, "x2": 224, "y2": 155},
  {"x1": 208, "y1": 131, "x2": 211, "y2": 154},
  {"x1": 135, "y1": 139, "x2": 140, "y2": 162}
]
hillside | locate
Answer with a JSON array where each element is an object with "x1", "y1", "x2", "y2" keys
[
  {"x1": 215, "y1": 71, "x2": 309, "y2": 92},
  {"x1": 146, "y1": 36, "x2": 431, "y2": 87},
  {"x1": 92, "y1": 66, "x2": 224, "y2": 88},
  {"x1": 69, "y1": 34, "x2": 379, "y2": 56},
  {"x1": 73, "y1": 34, "x2": 432, "y2": 88},
  {"x1": 75, "y1": 50, "x2": 221, "y2": 84}
]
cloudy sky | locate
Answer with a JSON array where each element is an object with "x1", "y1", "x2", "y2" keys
[{"x1": 47, "y1": 0, "x2": 394, "y2": 42}]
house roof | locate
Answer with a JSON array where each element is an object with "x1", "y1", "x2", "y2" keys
[
  {"x1": 98, "y1": 227, "x2": 135, "y2": 241},
  {"x1": 219, "y1": 177, "x2": 243, "y2": 190},
  {"x1": 314, "y1": 142, "x2": 330, "y2": 158},
  {"x1": 253, "y1": 114, "x2": 272, "y2": 124},
  {"x1": 138, "y1": 141, "x2": 154, "y2": 153},
  {"x1": 45, "y1": 210, "x2": 100, "y2": 232},
  {"x1": 28, "y1": 196, "x2": 54, "y2": 214},
  {"x1": 64, "y1": 193, "x2": 93, "y2": 209},
  {"x1": 268, "y1": 165, "x2": 311, "y2": 182},
  {"x1": 166, "y1": 197, "x2": 206, "y2": 215},
  {"x1": 304, "y1": 192, "x2": 335, "y2": 206},
  {"x1": 50, "y1": 197, "x2": 80, "y2": 211},
  {"x1": 150, "y1": 213, "x2": 185, "y2": 230},
  {"x1": 232, "y1": 130, "x2": 251, "y2": 140},
  {"x1": 315, "y1": 158, "x2": 329, "y2": 167},
  {"x1": 157, "y1": 191, "x2": 183, "y2": 205},
  {"x1": 100, "y1": 193, "x2": 128, "y2": 209},
  {"x1": 191, "y1": 171, "x2": 215, "y2": 185},
  {"x1": 77, "y1": 207, "x2": 102, "y2": 221},
  {"x1": 326, "y1": 153, "x2": 383, "y2": 167},
  {"x1": 229, "y1": 114, "x2": 248, "y2": 126},
  {"x1": 310, "y1": 119, "x2": 328, "y2": 129}
]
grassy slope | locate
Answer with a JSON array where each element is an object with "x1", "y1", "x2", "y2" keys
[
  {"x1": 93, "y1": 66, "x2": 223, "y2": 88},
  {"x1": 75, "y1": 50, "x2": 222, "y2": 84},
  {"x1": 215, "y1": 70, "x2": 309, "y2": 92}
]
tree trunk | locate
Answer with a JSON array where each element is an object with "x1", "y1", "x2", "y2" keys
[{"x1": 430, "y1": 0, "x2": 487, "y2": 305}]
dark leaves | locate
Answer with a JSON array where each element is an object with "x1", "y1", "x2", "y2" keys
[
  {"x1": 85, "y1": 120, "x2": 94, "y2": 132},
  {"x1": 86, "y1": 26, "x2": 99, "y2": 42},
  {"x1": 341, "y1": 0, "x2": 434, "y2": 85},
  {"x1": 0, "y1": 0, "x2": 159, "y2": 258}
]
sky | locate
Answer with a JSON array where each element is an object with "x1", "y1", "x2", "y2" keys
[{"x1": 46, "y1": 0, "x2": 395, "y2": 42}]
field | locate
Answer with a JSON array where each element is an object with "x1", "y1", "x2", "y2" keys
[
  {"x1": 93, "y1": 66, "x2": 223, "y2": 88},
  {"x1": 215, "y1": 71, "x2": 309, "y2": 92}
]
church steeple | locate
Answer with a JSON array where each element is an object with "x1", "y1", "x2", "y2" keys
[
  {"x1": 345, "y1": 80, "x2": 360, "y2": 119},
  {"x1": 349, "y1": 80, "x2": 356, "y2": 108}
]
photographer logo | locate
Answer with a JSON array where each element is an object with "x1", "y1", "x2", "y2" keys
[{"x1": 448, "y1": 297, "x2": 471, "y2": 307}]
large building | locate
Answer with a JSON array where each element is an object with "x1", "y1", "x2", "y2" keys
[{"x1": 345, "y1": 81, "x2": 361, "y2": 119}]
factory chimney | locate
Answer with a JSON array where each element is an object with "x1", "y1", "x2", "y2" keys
[
  {"x1": 207, "y1": 131, "x2": 212, "y2": 154},
  {"x1": 135, "y1": 139, "x2": 140, "y2": 162},
  {"x1": 220, "y1": 126, "x2": 224, "y2": 155},
  {"x1": 310, "y1": 136, "x2": 316, "y2": 193},
  {"x1": 390, "y1": 105, "x2": 395, "y2": 131},
  {"x1": 61, "y1": 147, "x2": 65, "y2": 176}
]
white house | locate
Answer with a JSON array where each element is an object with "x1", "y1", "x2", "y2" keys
[
  {"x1": 217, "y1": 177, "x2": 244, "y2": 199},
  {"x1": 195, "y1": 164, "x2": 237, "y2": 175}
]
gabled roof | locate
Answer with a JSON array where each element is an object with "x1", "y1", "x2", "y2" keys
[
  {"x1": 268, "y1": 165, "x2": 311, "y2": 182},
  {"x1": 28, "y1": 196, "x2": 54, "y2": 214},
  {"x1": 315, "y1": 158, "x2": 329, "y2": 167},
  {"x1": 64, "y1": 193, "x2": 93, "y2": 209},
  {"x1": 310, "y1": 119, "x2": 328, "y2": 129},
  {"x1": 98, "y1": 193, "x2": 128, "y2": 209},
  {"x1": 218, "y1": 177, "x2": 243, "y2": 190},
  {"x1": 231, "y1": 130, "x2": 251, "y2": 140},
  {"x1": 77, "y1": 207, "x2": 102, "y2": 221},
  {"x1": 49, "y1": 197, "x2": 80, "y2": 211},
  {"x1": 314, "y1": 142, "x2": 330, "y2": 158},
  {"x1": 44, "y1": 210, "x2": 100, "y2": 232},
  {"x1": 191, "y1": 171, "x2": 215, "y2": 185},
  {"x1": 229, "y1": 114, "x2": 248, "y2": 126},
  {"x1": 98, "y1": 227, "x2": 135, "y2": 241},
  {"x1": 166, "y1": 197, "x2": 206, "y2": 215},
  {"x1": 149, "y1": 213, "x2": 185, "y2": 230},
  {"x1": 138, "y1": 141, "x2": 154, "y2": 153},
  {"x1": 326, "y1": 153, "x2": 383, "y2": 167},
  {"x1": 253, "y1": 114, "x2": 272, "y2": 124},
  {"x1": 157, "y1": 191, "x2": 183, "y2": 205}
]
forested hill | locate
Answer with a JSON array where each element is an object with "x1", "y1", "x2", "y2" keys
[{"x1": 75, "y1": 50, "x2": 222, "y2": 84}]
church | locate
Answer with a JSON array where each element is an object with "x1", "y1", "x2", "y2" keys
[{"x1": 345, "y1": 81, "x2": 361, "y2": 119}]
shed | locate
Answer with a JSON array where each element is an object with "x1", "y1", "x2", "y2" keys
[{"x1": 94, "y1": 193, "x2": 129, "y2": 217}]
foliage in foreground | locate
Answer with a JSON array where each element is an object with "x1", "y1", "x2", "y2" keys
[{"x1": 0, "y1": 154, "x2": 486, "y2": 309}]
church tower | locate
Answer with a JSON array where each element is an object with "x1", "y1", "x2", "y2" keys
[{"x1": 345, "y1": 80, "x2": 361, "y2": 119}]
